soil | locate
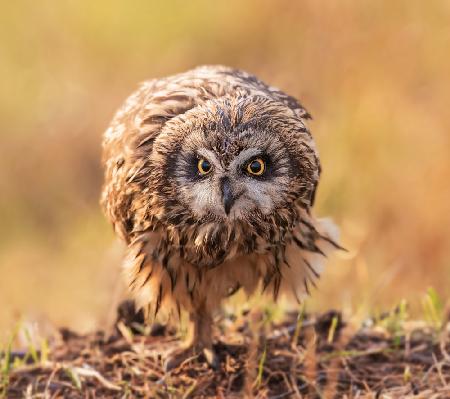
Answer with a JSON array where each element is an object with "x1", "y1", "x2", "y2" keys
[{"x1": 4, "y1": 302, "x2": 450, "y2": 398}]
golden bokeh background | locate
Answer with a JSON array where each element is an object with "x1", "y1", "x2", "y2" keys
[{"x1": 1, "y1": 1, "x2": 449, "y2": 332}]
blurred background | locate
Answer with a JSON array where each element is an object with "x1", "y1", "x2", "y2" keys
[{"x1": 1, "y1": 0, "x2": 449, "y2": 334}]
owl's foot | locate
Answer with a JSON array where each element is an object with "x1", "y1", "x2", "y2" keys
[{"x1": 164, "y1": 344, "x2": 219, "y2": 371}]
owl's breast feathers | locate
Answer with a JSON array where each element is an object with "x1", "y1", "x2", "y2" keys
[{"x1": 101, "y1": 65, "x2": 339, "y2": 318}]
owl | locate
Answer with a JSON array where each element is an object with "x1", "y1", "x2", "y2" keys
[{"x1": 101, "y1": 65, "x2": 339, "y2": 370}]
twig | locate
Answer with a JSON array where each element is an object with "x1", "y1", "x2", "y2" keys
[{"x1": 71, "y1": 366, "x2": 121, "y2": 391}]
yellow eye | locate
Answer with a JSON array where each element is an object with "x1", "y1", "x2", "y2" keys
[
  {"x1": 247, "y1": 158, "x2": 265, "y2": 176},
  {"x1": 197, "y1": 158, "x2": 212, "y2": 175}
]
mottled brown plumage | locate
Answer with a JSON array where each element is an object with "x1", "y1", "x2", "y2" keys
[{"x1": 101, "y1": 65, "x2": 339, "y2": 369}]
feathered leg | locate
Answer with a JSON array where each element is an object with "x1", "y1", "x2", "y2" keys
[{"x1": 164, "y1": 304, "x2": 218, "y2": 371}]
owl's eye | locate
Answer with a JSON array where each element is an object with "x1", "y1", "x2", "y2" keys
[
  {"x1": 197, "y1": 158, "x2": 212, "y2": 175},
  {"x1": 246, "y1": 158, "x2": 265, "y2": 176}
]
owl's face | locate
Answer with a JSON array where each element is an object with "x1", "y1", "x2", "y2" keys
[
  {"x1": 172, "y1": 128, "x2": 292, "y2": 222},
  {"x1": 153, "y1": 96, "x2": 319, "y2": 230}
]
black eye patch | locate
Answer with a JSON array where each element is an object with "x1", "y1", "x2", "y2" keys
[{"x1": 180, "y1": 153, "x2": 216, "y2": 181}]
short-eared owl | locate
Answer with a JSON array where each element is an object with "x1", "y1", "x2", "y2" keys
[{"x1": 101, "y1": 66, "x2": 339, "y2": 369}]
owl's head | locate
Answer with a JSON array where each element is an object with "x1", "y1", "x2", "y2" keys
[{"x1": 151, "y1": 96, "x2": 319, "y2": 231}]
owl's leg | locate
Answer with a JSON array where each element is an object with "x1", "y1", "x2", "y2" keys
[{"x1": 164, "y1": 307, "x2": 218, "y2": 371}]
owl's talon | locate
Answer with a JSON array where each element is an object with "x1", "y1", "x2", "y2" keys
[
  {"x1": 164, "y1": 345, "x2": 219, "y2": 371},
  {"x1": 203, "y1": 347, "x2": 219, "y2": 370},
  {"x1": 164, "y1": 347, "x2": 198, "y2": 371}
]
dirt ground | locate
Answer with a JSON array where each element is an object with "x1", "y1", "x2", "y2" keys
[{"x1": 3, "y1": 302, "x2": 450, "y2": 398}]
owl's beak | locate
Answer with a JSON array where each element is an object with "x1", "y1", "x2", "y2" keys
[{"x1": 220, "y1": 177, "x2": 235, "y2": 215}]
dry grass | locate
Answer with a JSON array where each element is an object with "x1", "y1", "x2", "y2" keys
[{"x1": 1, "y1": 301, "x2": 449, "y2": 398}]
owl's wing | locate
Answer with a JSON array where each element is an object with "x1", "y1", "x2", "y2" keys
[{"x1": 101, "y1": 76, "x2": 203, "y2": 242}]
